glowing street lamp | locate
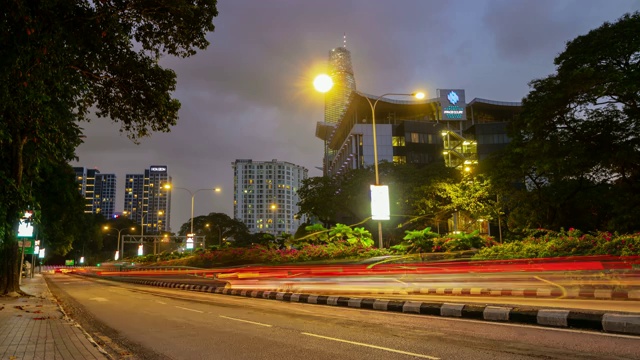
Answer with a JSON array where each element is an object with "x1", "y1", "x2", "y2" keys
[
  {"x1": 104, "y1": 226, "x2": 135, "y2": 261},
  {"x1": 167, "y1": 184, "x2": 222, "y2": 249},
  {"x1": 314, "y1": 74, "x2": 425, "y2": 248}
]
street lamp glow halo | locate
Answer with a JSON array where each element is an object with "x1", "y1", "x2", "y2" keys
[
  {"x1": 413, "y1": 92, "x2": 426, "y2": 99},
  {"x1": 313, "y1": 74, "x2": 333, "y2": 93}
]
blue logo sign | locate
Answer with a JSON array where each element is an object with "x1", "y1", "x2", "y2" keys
[{"x1": 447, "y1": 91, "x2": 459, "y2": 105}]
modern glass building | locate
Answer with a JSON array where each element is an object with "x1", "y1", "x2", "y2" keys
[
  {"x1": 317, "y1": 44, "x2": 358, "y2": 175},
  {"x1": 233, "y1": 159, "x2": 308, "y2": 235},
  {"x1": 316, "y1": 81, "x2": 521, "y2": 175}
]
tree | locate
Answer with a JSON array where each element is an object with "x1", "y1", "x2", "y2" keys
[
  {"x1": 489, "y1": 12, "x2": 640, "y2": 233},
  {"x1": 0, "y1": 1, "x2": 218, "y2": 294},
  {"x1": 33, "y1": 162, "x2": 86, "y2": 258},
  {"x1": 177, "y1": 213, "x2": 250, "y2": 248}
]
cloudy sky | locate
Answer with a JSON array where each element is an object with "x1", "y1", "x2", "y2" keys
[{"x1": 72, "y1": 0, "x2": 640, "y2": 231}]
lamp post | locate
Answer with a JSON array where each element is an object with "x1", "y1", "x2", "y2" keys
[
  {"x1": 103, "y1": 226, "x2": 135, "y2": 261},
  {"x1": 168, "y1": 185, "x2": 221, "y2": 249},
  {"x1": 313, "y1": 74, "x2": 424, "y2": 248},
  {"x1": 270, "y1": 204, "x2": 277, "y2": 236}
]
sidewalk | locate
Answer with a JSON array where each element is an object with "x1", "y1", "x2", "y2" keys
[{"x1": 0, "y1": 274, "x2": 109, "y2": 360}]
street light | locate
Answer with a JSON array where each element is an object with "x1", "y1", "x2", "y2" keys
[
  {"x1": 103, "y1": 226, "x2": 135, "y2": 260},
  {"x1": 167, "y1": 184, "x2": 221, "y2": 249},
  {"x1": 270, "y1": 204, "x2": 277, "y2": 236},
  {"x1": 314, "y1": 74, "x2": 425, "y2": 248}
]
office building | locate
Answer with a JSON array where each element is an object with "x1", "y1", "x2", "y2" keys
[
  {"x1": 124, "y1": 166, "x2": 172, "y2": 234},
  {"x1": 315, "y1": 46, "x2": 522, "y2": 175},
  {"x1": 233, "y1": 159, "x2": 308, "y2": 235}
]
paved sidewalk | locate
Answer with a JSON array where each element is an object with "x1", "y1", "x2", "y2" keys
[{"x1": 0, "y1": 274, "x2": 109, "y2": 360}]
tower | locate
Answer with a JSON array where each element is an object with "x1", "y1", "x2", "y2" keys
[{"x1": 322, "y1": 36, "x2": 357, "y2": 174}]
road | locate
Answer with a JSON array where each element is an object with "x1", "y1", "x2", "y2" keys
[
  {"x1": 45, "y1": 274, "x2": 639, "y2": 360},
  {"x1": 102, "y1": 273, "x2": 640, "y2": 313}
]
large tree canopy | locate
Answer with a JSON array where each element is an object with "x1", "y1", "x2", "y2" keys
[
  {"x1": 0, "y1": 0, "x2": 218, "y2": 295},
  {"x1": 489, "y1": 12, "x2": 640, "y2": 233}
]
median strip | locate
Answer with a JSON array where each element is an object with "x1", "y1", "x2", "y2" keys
[{"x1": 90, "y1": 275, "x2": 640, "y2": 336}]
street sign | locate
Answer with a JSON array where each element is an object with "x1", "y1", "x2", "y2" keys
[{"x1": 17, "y1": 240, "x2": 36, "y2": 255}]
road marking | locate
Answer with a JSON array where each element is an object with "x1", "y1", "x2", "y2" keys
[
  {"x1": 219, "y1": 315, "x2": 273, "y2": 327},
  {"x1": 175, "y1": 306, "x2": 203, "y2": 313},
  {"x1": 156, "y1": 300, "x2": 167, "y2": 305},
  {"x1": 301, "y1": 332, "x2": 440, "y2": 359},
  {"x1": 88, "y1": 297, "x2": 109, "y2": 302}
]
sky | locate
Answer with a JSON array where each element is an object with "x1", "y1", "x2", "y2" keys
[{"x1": 72, "y1": 0, "x2": 640, "y2": 231}]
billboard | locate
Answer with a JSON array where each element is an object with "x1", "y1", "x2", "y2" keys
[
  {"x1": 370, "y1": 185, "x2": 390, "y2": 221},
  {"x1": 17, "y1": 211, "x2": 34, "y2": 238},
  {"x1": 438, "y1": 89, "x2": 467, "y2": 121}
]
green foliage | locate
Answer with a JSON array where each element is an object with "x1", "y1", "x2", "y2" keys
[
  {"x1": 0, "y1": 0, "x2": 219, "y2": 293},
  {"x1": 488, "y1": 12, "x2": 640, "y2": 234},
  {"x1": 152, "y1": 241, "x2": 393, "y2": 268},
  {"x1": 178, "y1": 212, "x2": 250, "y2": 247},
  {"x1": 391, "y1": 227, "x2": 440, "y2": 253},
  {"x1": 473, "y1": 229, "x2": 640, "y2": 260}
]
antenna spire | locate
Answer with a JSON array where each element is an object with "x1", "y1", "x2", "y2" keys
[{"x1": 343, "y1": 33, "x2": 347, "y2": 48}]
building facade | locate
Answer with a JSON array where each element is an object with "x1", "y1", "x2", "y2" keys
[
  {"x1": 94, "y1": 173, "x2": 117, "y2": 218},
  {"x1": 124, "y1": 166, "x2": 172, "y2": 234},
  {"x1": 73, "y1": 167, "x2": 117, "y2": 217},
  {"x1": 316, "y1": 88, "x2": 521, "y2": 175},
  {"x1": 233, "y1": 159, "x2": 308, "y2": 235}
]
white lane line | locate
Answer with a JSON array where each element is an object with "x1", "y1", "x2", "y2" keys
[
  {"x1": 301, "y1": 332, "x2": 440, "y2": 360},
  {"x1": 175, "y1": 306, "x2": 204, "y2": 313},
  {"x1": 156, "y1": 300, "x2": 167, "y2": 305},
  {"x1": 219, "y1": 315, "x2": 273, "y2": 327}
]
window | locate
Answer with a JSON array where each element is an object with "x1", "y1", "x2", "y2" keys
[
  {"x1": 393, "y1": 156, "x2": 406, "y2": 164},
  {"x1": 392, "y1": 136, "x2": 405, "y2": 146},
  {"x1": 410, "y1": 132, "x2": 420, "y2": 143}
]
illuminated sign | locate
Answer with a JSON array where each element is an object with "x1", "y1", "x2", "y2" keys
[
  {"x1": 18, "y1": 211, "x2": 34, "y2": 237},
  {"x1": 150, "y1": 166, "x2": 167, "y2": 172},
  {"x1": 439, "y1": 89, "x2": 466, "y2": 120},
  {"x1": 370, "y1": 185, "x2": 390, "y2": 220}
]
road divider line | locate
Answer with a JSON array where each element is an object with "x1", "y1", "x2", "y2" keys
[
  {"x1": 156, "y1": 300, "x2": 167, "y2": 305},
  {"x1": 175, "y1": 306, "x2": 203, "y2": 313},
  {"x1": 301, "y1": 332, "x2": 440, "y2": 359},
  {"x1": 219, "y1": 315, "x2": 273, "y2": 327}
]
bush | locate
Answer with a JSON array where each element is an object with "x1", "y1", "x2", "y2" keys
[{"x1": 473, "y1": 229, "x2": 640, "y2": 260}]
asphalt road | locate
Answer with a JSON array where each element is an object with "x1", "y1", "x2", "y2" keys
[
  {"x1": 112, "y1": 274, "x2": 640, "y2": 313},
  {"x1": 46, "y1": 274, "x2": 640, "y2": 360}
]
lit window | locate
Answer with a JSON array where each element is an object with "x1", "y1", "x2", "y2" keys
[
  {"x1": 392, "y1": 136, "x2": 405, "y2": 146},
  {"x1": 410, "y1": 132, "x2": 419, "y2": 143},
  {"x1": 393, "y1": 156, "x2": 406, "y2": 164}
]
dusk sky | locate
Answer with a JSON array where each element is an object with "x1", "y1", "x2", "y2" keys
[{"x1": 72, "y1": 0, "x2": 640, "y2": 231}]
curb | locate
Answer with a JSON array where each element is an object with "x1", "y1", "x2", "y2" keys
[
  {"x1": 254, "y1": 286, "x2": 640, "y2": 300},
  {"x1": 101, "y1": 277, "x2": 640, "y2": 336}
]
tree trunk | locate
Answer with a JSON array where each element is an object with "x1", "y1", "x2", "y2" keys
[
  {"x1": 0, "y1": 133, "x2": 28, "y2": 295},
  {"x1": 0, "y1": 234, "x2": 22, "y2": 295}
]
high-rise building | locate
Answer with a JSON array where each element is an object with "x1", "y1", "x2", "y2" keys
[
  {"x1": 316, "y1": 41, "x2": 357, "y2": 175},
  {"x1": 124, "y1": 166, "x2": 172, "y2": 234},
  {"x1": 73, "y1": 167, "x2": 116, "y2": 216},
  {"x1": 233, "y1": 159, "x2": 308, "y2": 235},
  {"x1": 94, "y1": 173, "x2": 117, "y2": 218}
]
